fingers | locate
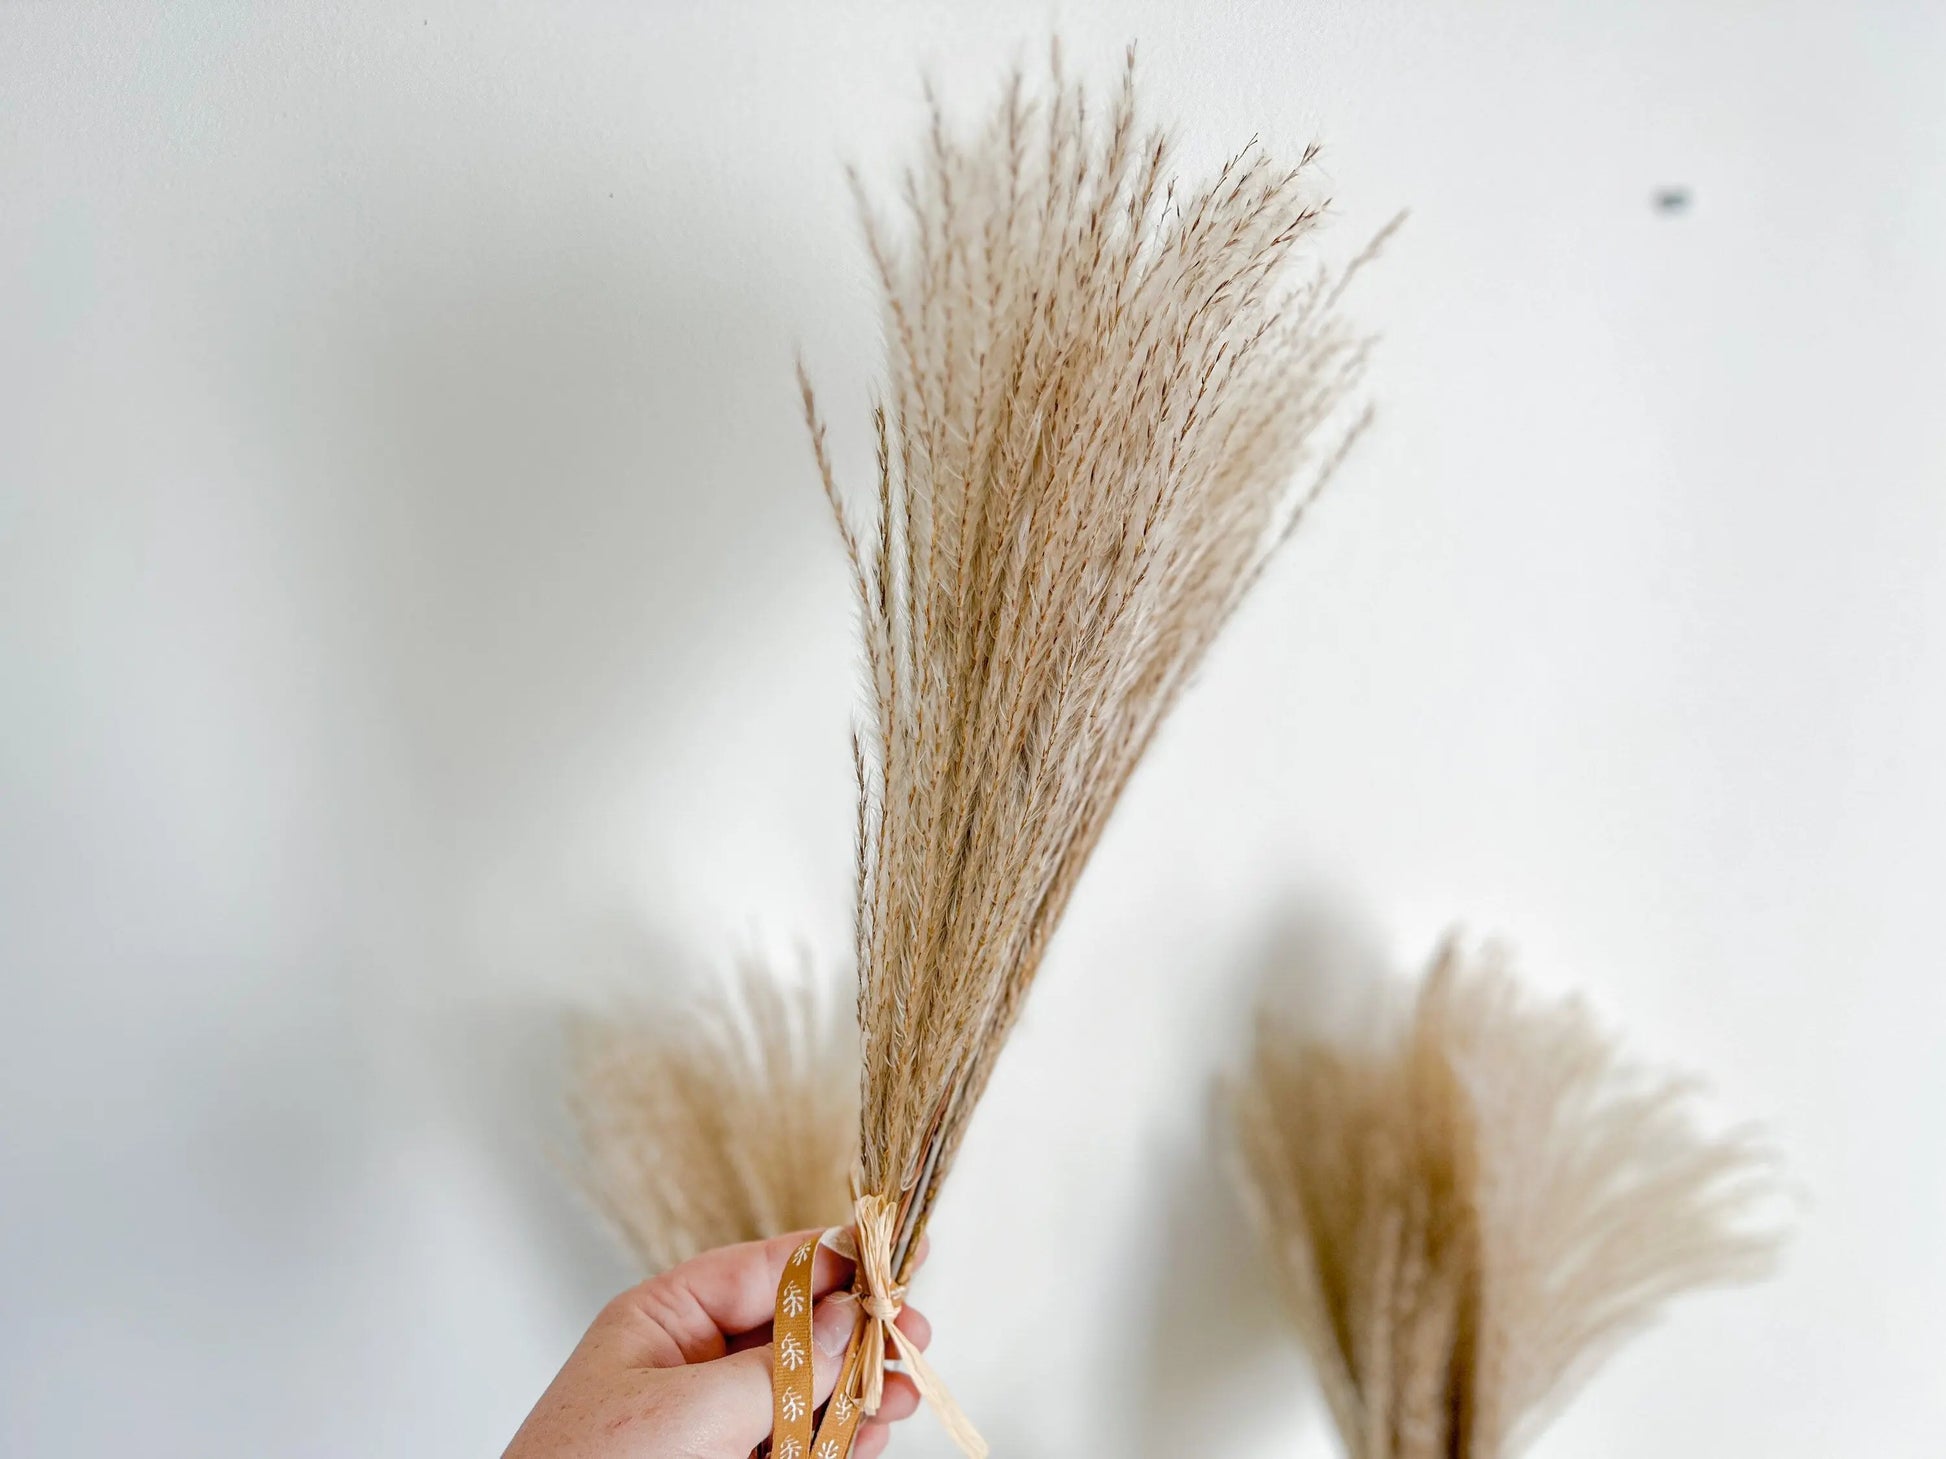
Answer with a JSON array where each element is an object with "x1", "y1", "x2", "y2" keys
[
  {"x1": 891, "y1": 1304, "x2": 932, "y2": 1353},
  {"x1": 722, "y1": 1237, "x2": 931, "y2": 1356},
  {"x1": 846, "y1": 1306, "x2": 929, "y2": 1453},
  {"x1": 809, "y1": 1296, "x2": 861, "y2": 1402},
  {"x1": 870, "y1": 1373, "x2": 922, "y2": 1423},
  {"x1": 836, "y1": 1370, "x2": 920, "y2": 1459},
  {"x1": 614, "y1": 1230, "x2": 855, "y2": 1363},
  {"x1": 661, "y1": 1305, "x2": 931, "y2": 1459},
  {"x1": 651, "y1": 1291, "x2": 862, "y2": 1456},
  {"x1": 634, "y1": 1225, "x2": 929, "y2": 1362},
  {"x1": 851, "y1": 1372, "x2": 921, "y2": 1459},
  {"x1": 600, "y1": 1223, "x2": 939, "y2": 1458}
]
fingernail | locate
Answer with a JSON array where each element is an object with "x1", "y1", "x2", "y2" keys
[{"x1": 813, "y1": 1296, "x2": 855, "y2": 1356}]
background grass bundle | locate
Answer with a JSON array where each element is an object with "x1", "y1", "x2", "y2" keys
[
  {"x1": 568, "y1": 956, "x2": 856, "y2": 1272},
  {"x1": 1232, "y1": 938, "x2": 1784, "y2": 1459}
]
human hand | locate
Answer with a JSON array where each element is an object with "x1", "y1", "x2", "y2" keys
[{"x1": 503, "y1": 1230, "x2": 931, "y2": 1459}]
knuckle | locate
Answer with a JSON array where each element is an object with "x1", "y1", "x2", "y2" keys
[{"x1": 603, "y1": 1276, "x2": 701, "y2": 1365}]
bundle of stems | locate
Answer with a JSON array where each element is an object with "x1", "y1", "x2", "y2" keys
[
  {"x1": 567, "y1": 954, "x2": 857, "y2": 1273},
  {"x1": 804, "y1": 44, "x2": 1382, "y2": 1288},
  {"x1": 1231, "y1": 937, "x2": 1783, "y2": 1459}
]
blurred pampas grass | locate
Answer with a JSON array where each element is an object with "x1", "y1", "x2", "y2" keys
[
  {"x1": 567, "y1": 955, "x2": 857, "y2": 1272},
  {"x1": 807, "y1": 43, "x2": 1384, "y2": 1275},
  {"x1": 1232, "y1": 937, "x2": 1784, "y2": 1459}
]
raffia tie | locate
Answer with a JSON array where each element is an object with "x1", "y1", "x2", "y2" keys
[{"x1": 768, "y1": 1193, "x2": 986, "y2": 1459}]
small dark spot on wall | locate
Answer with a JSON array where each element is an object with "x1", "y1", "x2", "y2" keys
[{"x1": 1654, "y1": 187, "x2": 1691, "y2": 215}]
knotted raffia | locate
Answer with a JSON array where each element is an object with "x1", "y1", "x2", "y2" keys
[
  {"x1": 768, "y1": 1192, "x2": 986, "y2": 1459},
  {"x1": 1231, "y1": 937, "x2": 1785, "y2": 1459},
  {"x1": 844, "y1": 1193, "x2": 982, "y2": 1449}
]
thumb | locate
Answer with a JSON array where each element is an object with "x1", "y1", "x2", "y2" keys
[{"x1": 667, "y1": 1294, "x2": 860, "y2": 1454}]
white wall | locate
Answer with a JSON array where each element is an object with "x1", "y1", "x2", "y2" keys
[{"x1": 4, "y1": 3, "x2": 1942, "y2": 1456}]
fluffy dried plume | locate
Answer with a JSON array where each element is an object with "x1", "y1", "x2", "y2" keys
[
  {"x1": 567, "y1": 954, "x2": 858, "y2": 1274},
  {"x1": 1231, "y1": 938, "x2": 1785, "y2": 1459},
  {"x1": 804, "y1": 43, "x2": 1384, "y2": 1277}
]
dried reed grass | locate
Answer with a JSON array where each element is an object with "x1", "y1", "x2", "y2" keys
[
  {"x1": 567, "y1": 955, "x2": 857, "y2": 1273},
  {"x1": 1231, "y1": 938, "x2": 1783, "y2": 1459},
  {"x1": 804, "y1": 43, "x2": 1382, "y2": 1277}
]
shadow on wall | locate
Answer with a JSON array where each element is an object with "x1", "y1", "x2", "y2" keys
[
  {"x1": 324, "y1": 237, "x2": 835, "y2": 841},
  {"x1": 1134, "y1": 894, "x2": 1398, "y2": 1459},
  {"x1": 434, "y1": 991, "x2": 642, "y2": 1311},
  {"x1": 254, "y1": 175, "x2": 850, "y2": 1317},
  {"x1": 428, "y1": 917, "x2": 732, "y2": 1311}
]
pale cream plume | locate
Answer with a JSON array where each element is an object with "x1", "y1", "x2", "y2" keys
[
  {"x1": 567, "y1": 954, "x2": 857, "y2": 1273},
  {"x1": 1232, "y1": 937, "x2": 1784, "y2": 1459}
]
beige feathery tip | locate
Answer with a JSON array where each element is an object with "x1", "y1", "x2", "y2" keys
[{"x1": 809, "y1": 43, "x2": 1383, "y2": 1275}]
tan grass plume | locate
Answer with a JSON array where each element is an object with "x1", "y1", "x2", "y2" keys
[
  {"x1": 1231, "y1": 937, "x2": 1784, "y2": 1459},
  {"x1": 567, "y1": 954, "x2": 857, "y2": 1273},
  {"x1": 805, "y1": 43, "x2": 1385, "y2": 1280}
]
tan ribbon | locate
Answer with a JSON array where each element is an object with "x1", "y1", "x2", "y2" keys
[{"x1": 768, "y1": 1194, "x2": 987, "y2": 1459}]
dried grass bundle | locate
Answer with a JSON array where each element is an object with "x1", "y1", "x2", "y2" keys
[
  {"x1": 567, "y1": 955, "x2": 857, "y2": 1273},
  {"x1": 1231, "y1": 938, "x2": 1783, "y2": 1459},
  {"x1": 804, "y1": 44, "x2": 1381, "y2": 1286}
]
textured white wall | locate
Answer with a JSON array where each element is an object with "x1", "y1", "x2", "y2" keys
[{"x1": 3, "y1": 3, "x2": 1942, "y2": 1456}]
